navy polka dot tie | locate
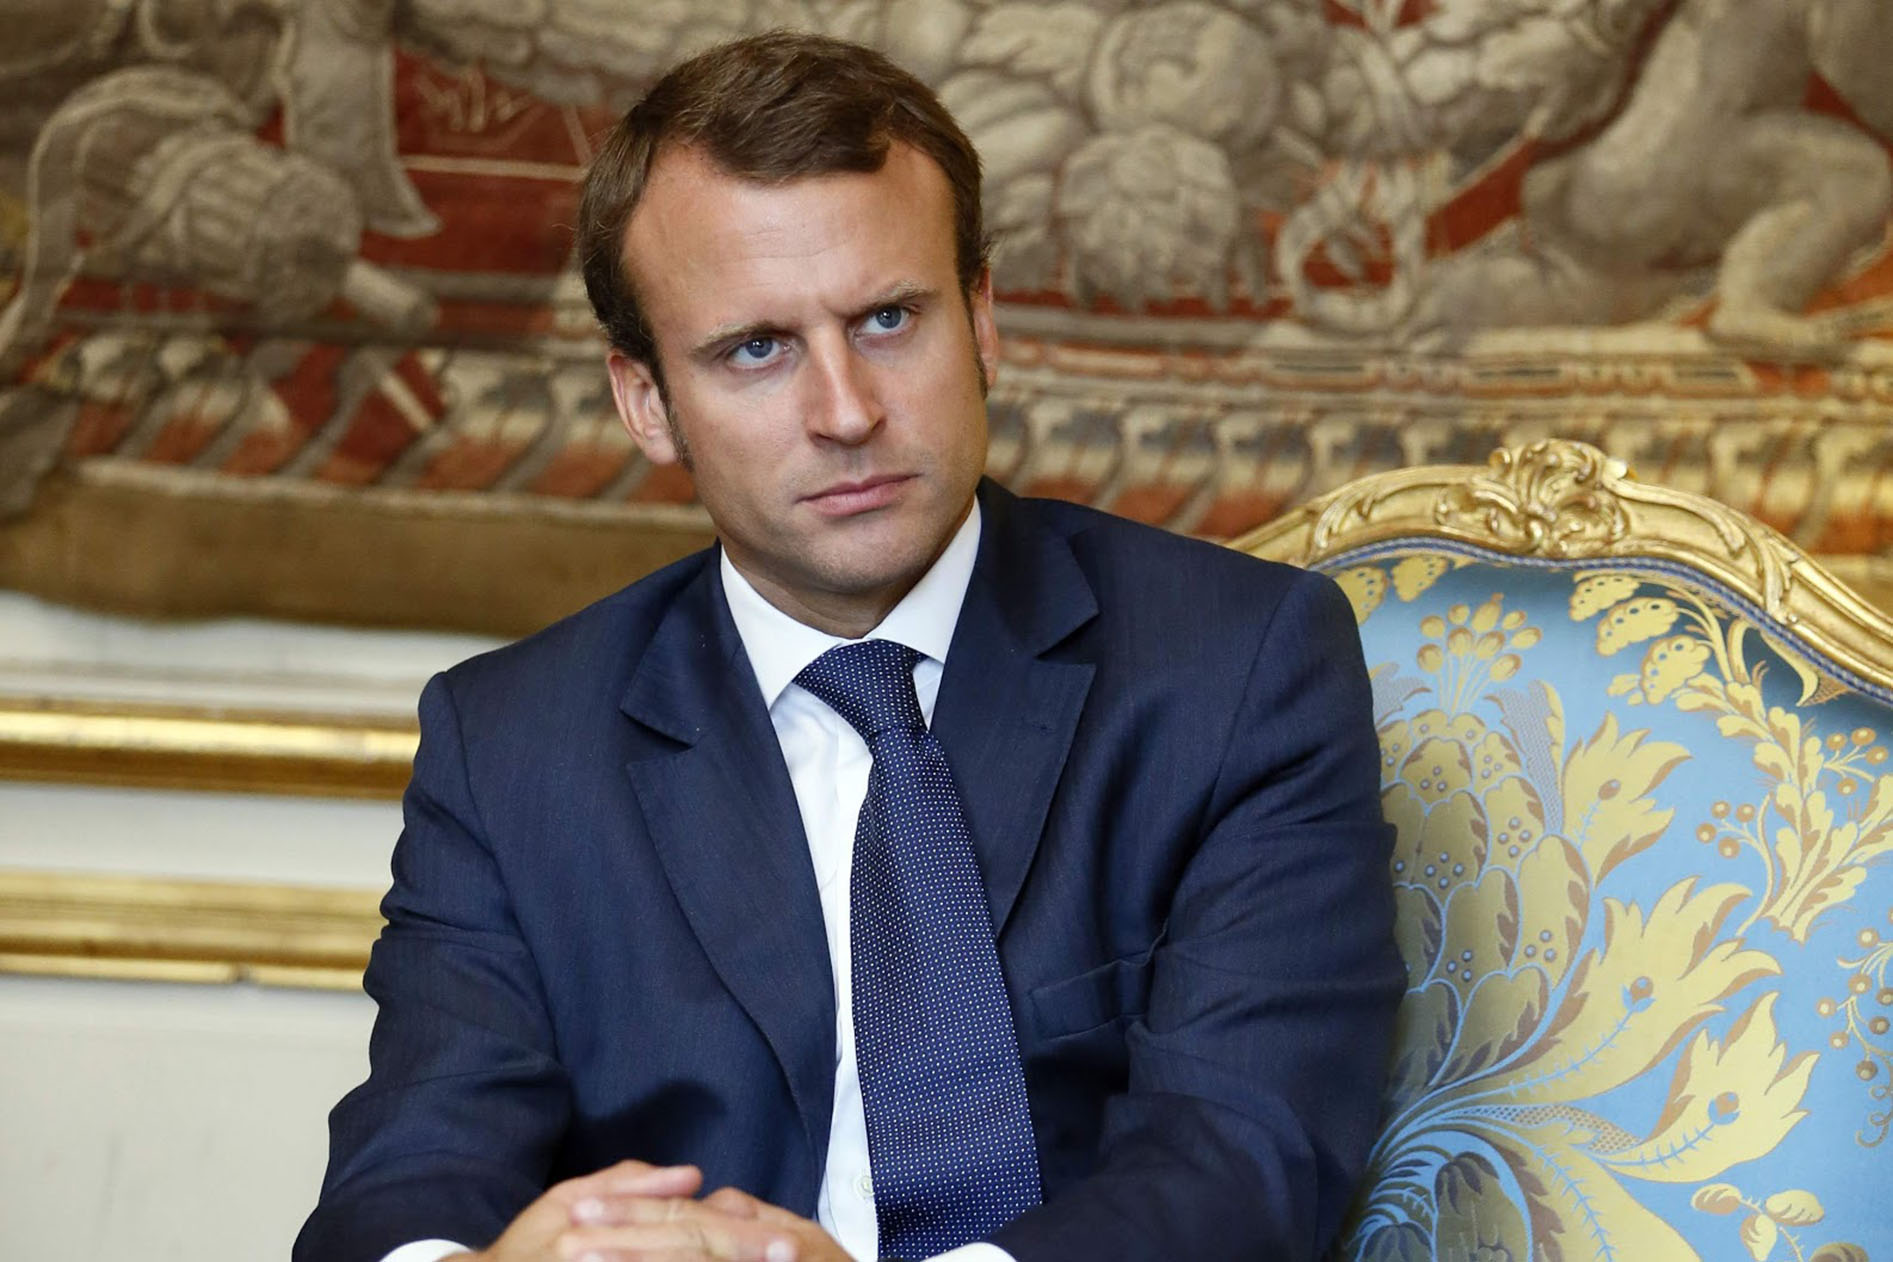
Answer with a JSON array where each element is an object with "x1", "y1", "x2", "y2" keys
[{"x1": 796, "y1": 640, "x2": 1042, "y2": 1258}]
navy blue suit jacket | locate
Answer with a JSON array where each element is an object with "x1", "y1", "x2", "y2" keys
[{"x1": 298, "y1": 481, "x2": 1402, "y2": 1261}]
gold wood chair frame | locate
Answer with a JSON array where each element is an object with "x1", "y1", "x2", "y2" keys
[{"x1": 1233, "y1": 438, "x2": 1893, "y2": 700}]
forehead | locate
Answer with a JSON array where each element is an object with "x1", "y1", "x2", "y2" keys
[{"x1": 620, "y1": 142, "x2": 960, "y2": 342}]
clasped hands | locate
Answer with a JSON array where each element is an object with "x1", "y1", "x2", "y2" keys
[{"x1": 460, "y1": 1160, "x2": 852, "y2": 1262}]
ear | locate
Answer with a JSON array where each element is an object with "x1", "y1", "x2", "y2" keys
[
  {"x1": 607, "y1": 350, "x2": 681, "y2": 465},
  {"x1": 969, "y1": 268, "x2": 999, "y2": 389}
]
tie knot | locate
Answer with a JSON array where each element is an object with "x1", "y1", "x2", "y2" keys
[{"x1": 794, "y1": 639, "x2": 924, "y2": 742}]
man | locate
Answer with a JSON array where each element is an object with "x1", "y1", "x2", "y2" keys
[{"x1": 298, "y1": 31, "x2": 1401, "y2": 1262}]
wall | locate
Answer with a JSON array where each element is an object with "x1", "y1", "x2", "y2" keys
[
  {"x1": 0, "y1": 976, "x2": 374, "y2": 1261},
  {"x1": 0, "y1": 591, "x2": 496, "y2": 1259}
]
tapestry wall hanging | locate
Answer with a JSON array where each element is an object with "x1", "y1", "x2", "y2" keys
[{"x1": 2, "y1": 0, "x2": 1889, "y2": 632}]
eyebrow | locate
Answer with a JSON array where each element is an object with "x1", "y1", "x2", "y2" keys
[{"x1": 687, "y1": 281, "x2": 938, "y2": 364}]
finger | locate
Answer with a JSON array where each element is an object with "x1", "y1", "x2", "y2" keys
[
  {"x1": 557, "y1": 1219, "x2": 797, "y2": 1262},
  {"x1": 579, "y1": 1188, "x2": 760, "y2": 1226},
  {"x1": 559, "y1": 1246, "x2": 792, "y2": 1262},
  {"x1": 688, "y1": 1189, "x2": 807, "y2": 1233},
  {"x1": 559, "y1": 1238, "x2": 730, "y2": 1262},
  {"x1": 702, "y1": 1187, "x2": 761, "y2": 1218},
  {"x1": 572, "y1": 1195, "x2": 698, "y2": 1228},
  {"x1": 703, "y1": 1187, "x2": 804, "y2": 1230},
  {"x1": 575, "y1": 1185, "x2": 778, "y2": 1229},
  {"x1": 559, "y1": 1160, "x2": 704, "y2": 1206},
  {"x1": 731, "y1": 1197, "x2": 805, "y2": 1228}
]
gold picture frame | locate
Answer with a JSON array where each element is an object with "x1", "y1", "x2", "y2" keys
[
  {"x1": 0, "y1": 697, "x2": 412, "y2": 990},
  {"x1": 0, "y1": 695, "x2": 418, "y2": 799},
  {"x1": 0, "y1": 869, "x2": 382, "y2": 991}
]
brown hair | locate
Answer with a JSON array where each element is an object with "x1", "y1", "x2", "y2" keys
[{"x1": 576, "y1": 30, "x2": 988, "y2": 370}]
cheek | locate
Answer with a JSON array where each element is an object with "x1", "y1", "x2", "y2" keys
[
  {"x1": 695, "y1": 432, "x2": 816, "y2": 522},
  {"x1": 900, "y1": 338, "x2": 988, "y2": 416},
  {"x1": 671, "y1": 392, "x2": 796, "y2": 476}
]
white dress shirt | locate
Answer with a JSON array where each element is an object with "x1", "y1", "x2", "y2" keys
[{"x1": 385, "y1": 501, "x2": 1013, "y2": 1262}]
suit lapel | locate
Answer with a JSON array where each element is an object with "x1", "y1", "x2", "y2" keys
[
  {"x1": 618, "y1": 561, "x2": 836, "y2": 1165},
  {"x1": 933, "y1": 484, "x2": 1097, "y2": 937}
]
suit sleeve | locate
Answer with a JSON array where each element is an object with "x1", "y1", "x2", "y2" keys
[
  {"x1": 992, "y1": 568, "x2": 1403, "y2": 1261},
  {"x1": 295, "y1": 672, "x2": 571, "y2": 1262}
]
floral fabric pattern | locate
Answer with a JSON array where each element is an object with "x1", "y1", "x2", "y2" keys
[{"x1": 1319, "y1": 549, "x2": 1893, "y2": 1262}]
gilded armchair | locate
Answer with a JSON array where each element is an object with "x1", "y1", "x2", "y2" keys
[{"x1": 1236, "y1": 439, "x2": 1893, "y2": 1262}]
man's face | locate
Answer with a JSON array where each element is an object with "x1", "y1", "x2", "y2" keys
[{"x1": 608, "y1": 141, "x2": 997, "y2": 635}]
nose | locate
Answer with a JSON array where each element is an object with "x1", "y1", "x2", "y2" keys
[{"x1": 803, "y1": 334, "x2": 882, "y2": 444}]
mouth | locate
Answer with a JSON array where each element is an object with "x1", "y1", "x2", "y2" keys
[{"x1": 802, "y1": 474, "x2": 914, "y2": 517}]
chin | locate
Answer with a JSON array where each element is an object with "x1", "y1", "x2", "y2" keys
[
  {"x1": 810, "y1": 543, "x2": 934, "y2": 598},
  {"x1": 821, "y1": 560, "x2": 925, "y2": 599}
]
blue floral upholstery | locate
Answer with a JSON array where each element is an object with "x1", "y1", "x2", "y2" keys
[{"x1": 1305, "y1": 544, "x2": 1893, "y2": 1262}]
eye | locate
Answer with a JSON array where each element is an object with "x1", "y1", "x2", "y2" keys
[
  {"x1": 728, "y1": 336, "x2": 780, "y2": 367},
  {"x1": 865, "y1": 305, "x2": 910, "y2": 333}
]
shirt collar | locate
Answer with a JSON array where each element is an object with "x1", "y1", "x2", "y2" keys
[{"x1": 720, "y1": 498, "x2": 982, "y2": 710}]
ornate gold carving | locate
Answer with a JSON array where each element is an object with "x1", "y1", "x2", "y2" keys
[
  {"x1": 0, "y1": 870, "x2": 382, "y2": 990},
  {"x1": 1426, "y1": 441, "x2": 1633, "y2": 557},
  {"x1": 0, "y1": 697, "x2": 417, "y2": 798},
  {"x1": 1235, "y1": 439, "x2": 1893, "y2": 696},
  {"x1": 1307, "y1": 440, "x2": 1632, "y2": 558}
]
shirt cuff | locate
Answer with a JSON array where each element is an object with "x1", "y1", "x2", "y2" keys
[
  {"x1": 927, "y1": 1245, "x2": 1016, "y2": 1262},
  {"x1": 378, "y1": 1242, "x2": 473, "y2": 1262}
]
